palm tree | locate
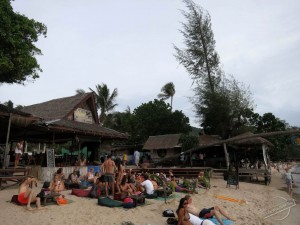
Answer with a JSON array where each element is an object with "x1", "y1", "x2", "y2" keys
[
  {"x1": 158, "y1": 82, "x2": 175, "y2": 109},
  {"x1": 89, "y1": 83, "x2": 118, "y2": 124}
]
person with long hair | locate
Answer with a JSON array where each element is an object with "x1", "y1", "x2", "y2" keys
[
  {"x1": 177, "y1": 197, "x2": 217, "y2": 225},
  {"x1": 185, "y1": 195, "x2": 234, "y2": 225},
  {"x1": 14, "y1": 140, "x2": 24, "y2": 168},
  {"x1": 49, "y1": 174, "x2": 65, "y2": 193}
]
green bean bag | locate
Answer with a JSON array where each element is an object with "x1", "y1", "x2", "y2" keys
[{"x1": 98, "y1": 197, "x2": 123, "y2": 207}]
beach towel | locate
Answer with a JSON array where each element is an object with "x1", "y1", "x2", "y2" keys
[
  {"x1": 208, "y1": 218, "x2": 234, "y2": 225},
  {"x1": 215, "y1": 195, "x2": 245, "y2": 204}
]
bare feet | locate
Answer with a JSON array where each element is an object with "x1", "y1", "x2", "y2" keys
[{"x1": 26, "y1": 206, "x2": 34, "y2": 211}]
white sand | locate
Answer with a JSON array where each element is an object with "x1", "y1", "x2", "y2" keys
[{"x1": 0, "y1": 169, "x2": 298, "y2": 225}]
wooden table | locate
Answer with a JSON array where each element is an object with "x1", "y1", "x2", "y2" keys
[{"x1": 43, "y1": 193, "x2": 61, "y2": 205}]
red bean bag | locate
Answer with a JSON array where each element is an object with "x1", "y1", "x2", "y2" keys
[{"x1": 71, "y1": 188, "x2": 90, "y2": 197}]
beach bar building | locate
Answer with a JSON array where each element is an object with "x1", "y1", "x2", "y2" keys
[{"x1": 0, "y1": 93, "x2": 128, "y2": 181}]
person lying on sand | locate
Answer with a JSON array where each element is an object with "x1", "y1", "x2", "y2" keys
[
  {"x1": 18, "y1": 176, "x2": 43, "y2": 210},
  {"x1": 177, "y1": 197, "x2": 215, "y2": 225},
  {"x1": 185, "y1": 195, "x2": 235, "y2": 225}
]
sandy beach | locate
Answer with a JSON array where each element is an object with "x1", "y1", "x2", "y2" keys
[{"x1": 0, "y1": 168, "x2": 299, "y2": 225}]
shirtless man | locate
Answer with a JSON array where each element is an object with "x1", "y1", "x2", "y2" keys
[
  {"x1": 185, "y1": 195, "x2": 235, "y2": 225},
  {"x1": 18, "y1": 176, "x2": 42, "y2": 210},
  {"x1": 101, "y1": 154, "x2": 117, "y2": 198}
]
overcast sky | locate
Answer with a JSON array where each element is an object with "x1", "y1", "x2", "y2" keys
[{"x1": 1, "y1": 0, "x2": 299, "y2": 128}]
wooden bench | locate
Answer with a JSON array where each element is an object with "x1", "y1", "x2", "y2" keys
[
  {"x1": 0, "y1": 167, "x2": 31, "y2": 190},
  {"x1": 129, "y1": 167, "x2": 212, "y2": 179}
]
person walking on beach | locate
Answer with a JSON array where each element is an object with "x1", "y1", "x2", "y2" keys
[
  {"x1": 185, "y1": 195, "x2": 235, "y2": 225},
  {"x1": 101, "y1": 154, "x2": 117, "y2": 198},
  {"x1": 284, "y1": 166, "x2": 293, "y2": 197},
  {"x1": 18, "y1": 176, "x2": 42, "y2": 210},
  {"x1": 15, "y1": 140, "x2": 24, "y2": 168}
]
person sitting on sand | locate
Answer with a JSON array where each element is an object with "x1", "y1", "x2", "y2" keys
[
  {"x1": 185, "y1": 195, "x2": 235, "y2": 225},
  {"x1": 85, "y1": 168, "x2": 95, "y2": 183},
  {"x1": 177, "y1": 197, "x2": 215, "y2": 225},
  {"x1": 119, "y1": 175, "x2": 134, "y2": 199},
  {"x1": 197, "y1": 171, "x2": 210, "y2": 189},
  {"x1": 18, "y1": 176, "x2": 42, "y2": 210},
  {"x1": 49, "y1": 174, "x2": 65, "y2": 193},
  {"x1": 70, "y1": 169, "x2": 80, "y2": 184},
  {"x1": 139, "y1": 174, "x2": 154, "y2": 195},
  {"x1": 171, "y1": 176, "x2": 195, "y2": 193}
]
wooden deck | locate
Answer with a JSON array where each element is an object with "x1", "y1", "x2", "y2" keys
[{"x1": 0, "y1": 167, "x2": 31, "y2": 190}]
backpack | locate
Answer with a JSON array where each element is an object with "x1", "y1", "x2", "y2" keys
[
  {"x1": 163, "y1": 209, "x2": 175, "y2": 217},
  {"x1": 166, "y1": 217, "x2": 178, "y2": 225},
  {"x1": 11, "y1": 195, "x2": 21, "y2": 205}
]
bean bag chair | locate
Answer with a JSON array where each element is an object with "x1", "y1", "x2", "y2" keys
[
  {"x1": 98, "y1": 197, "x2": 123, "y2": 208},
  {"x1": 71, "y1": 188, "x2": 90, "y2": 197}
]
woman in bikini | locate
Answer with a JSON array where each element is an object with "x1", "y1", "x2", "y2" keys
[
  {"x1": 119, "y1": 175, "x2": 134, "y2": 199},
  {"x1": 177, "y1": 197, "x2": 216, "y2": 225},
  {"x1": 115, "y1": 158, "x2": 124, "y2": 194},
  {"x1": 49, "y1": 174, "x2": 65, "y2": 193}
]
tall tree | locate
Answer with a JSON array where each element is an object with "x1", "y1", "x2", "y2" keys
[
  {"x1": 132, "y1": 99, "x2": 191, "y2": 142},
  {"x1": 194, "y1": 74, "x2": 254, "y2": 138},
  {"x1": 174, "y1": 0, "x2": 220, "y2": 93},
  {"x1": 0, "y1": 0, "x2": 47, "y2": 84},
  {"x1": 157, "y1": 82, "x2": 175, "y2": 109},
  {"x1": 89, "y1": 83, "x2": 118, "y2": 124},
  {"x1": 3, "y1": 100, "x2": 14, "y2": 109}
]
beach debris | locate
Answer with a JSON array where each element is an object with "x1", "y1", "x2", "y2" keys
[{"x1": 121, "y1": 221, "x2": 134, "y2": 225}]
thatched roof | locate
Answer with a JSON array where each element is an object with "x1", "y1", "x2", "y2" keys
[
  {"x1": 39, "y1": 119, "x2": 128, "y2": 139},
  {"x1": 143, "y1": 134, "x2": 182, "y2": 150},
  {"x1": 18, "y1": 93, "x2": 128, "y2": 141},
  {"x1": 22, "y1": 93, "x2": 98, "y2": 123},
  {"x1": 0, "y1": 104, "x2": 40, "y2": 127},
  {"x1": 199, "y1": 134, "x2": 222, "y2": 146},
  {"x1": 230, "y1": 132, "x2": 274, "y2": 147}
]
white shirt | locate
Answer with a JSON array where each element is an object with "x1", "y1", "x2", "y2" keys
[
  {"x1": 141, "y1": 179, "x2": 154, "y2": 194},
  {"x1": 189, "y1": 213, "x2": 215, "y2": 225},
  {"x1": 134, "y1": 150, "x2": 140, "y2": 159}
]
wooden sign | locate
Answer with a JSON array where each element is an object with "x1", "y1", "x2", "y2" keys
[
  {"x1": 46, "y1": 149, "x2": 55, "y2": 167},
  {"x1": 74, "y1": 108, "x2": 93, "y2": 124}
]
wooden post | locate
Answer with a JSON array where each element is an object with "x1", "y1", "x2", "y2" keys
[{"x1": 3, "y1": 113, "x2": 12, "y2": 168}]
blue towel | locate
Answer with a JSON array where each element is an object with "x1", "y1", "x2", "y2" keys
[{"x1": 208, "y1": 218, "x2": 234, "y2": 225}]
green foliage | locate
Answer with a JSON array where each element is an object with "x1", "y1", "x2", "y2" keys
[
  {"x1": 105, "y1": 100, "x2": 191, "y2": 144},
  {"x1": 0, "y1": 0, "x2": 47, "y2": 84},
  {"x1": 180, "y1": 134, "x2": 199, "y2": 151},
  {"x1": 132, "y1": 99, "x2": 191, "y2": 142},
  {"x1": 174, "y1": 0, "x2": 220, "y2": 92},
  {"x1": 194, "y1": 74, "x2": 254, "y2": 138},
  {"x1": 248, "y1": 112, "x2": 289, "y2": 160}
]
